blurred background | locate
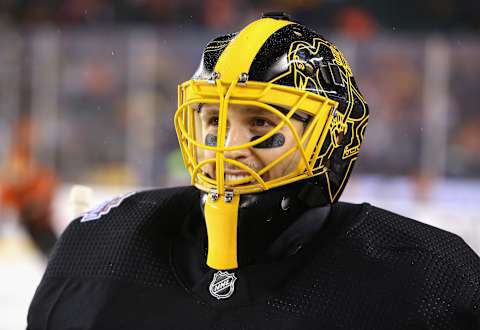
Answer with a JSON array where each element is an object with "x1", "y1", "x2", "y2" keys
[{"x1": 0, "y1": 0, "x2": 479, "y2": 328}]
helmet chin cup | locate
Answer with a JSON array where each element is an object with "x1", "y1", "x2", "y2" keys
[{"x1": 204, "y1": 190, "x2": 240, "y2": 270}]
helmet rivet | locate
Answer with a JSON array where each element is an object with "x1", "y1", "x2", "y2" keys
[
  {"x1": 208, "y1": 71, "x2": 220, "y2": 84},
  {"x1": 210, "y1": 189, "x2": 219, "y2": 202},
  {"x1": 281, "y1": 196, "x2": 290, "y2": 211},
  {"x1": 238, "y1": 72, "x2": 249, "y2": 84},
  {"x1": 224, "y1": 191, "x2": 234, "y2": 203}
]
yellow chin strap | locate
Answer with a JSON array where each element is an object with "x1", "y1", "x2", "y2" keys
[{"x1": 204, "y1": 191, "x2": 240, "y2": 270}]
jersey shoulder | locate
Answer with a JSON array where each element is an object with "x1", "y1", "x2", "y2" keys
[
  {"x1": 344, "y1": 203, "x2": 480, "y2": 278},
  {"x1": 77, "y1": 185, "x2": 199, "y2": 225},
  {"x1": 44, "y1": 185, "x2": 200, "y2": 282},
  {"x1": 72, "y1": 185, "x2": 199, "y2": 231}
]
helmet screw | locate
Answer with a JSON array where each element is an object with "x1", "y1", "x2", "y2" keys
[
  {"x1": 210, "y1": 189, "x2": 219, "y2": 202},
  {"x1": 281, "y1": 196, "x2": 290, "y2": 211},
  {"x1": 208, "y1": 71, "x2": 221, "y2": 84},
  {"x1": 238, "y1": 72, "x2": 249, "y2": 85},
  {"x1": 224, "y1": 191, "x2": 234, "y2": 203},
  {"x1": 332, "y1": 107, "x2": 338, "y2": 117}
]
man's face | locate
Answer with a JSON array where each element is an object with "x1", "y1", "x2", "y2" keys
[{"x1": 196, "y1": 103, "x2": 306, "y2": 185}]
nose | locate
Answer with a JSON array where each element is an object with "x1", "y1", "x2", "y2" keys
[{"x1": 223, "y1": 123, "x2": 251, "y2": 161}]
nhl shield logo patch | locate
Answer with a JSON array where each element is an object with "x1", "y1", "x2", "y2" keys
[{"x1": 209, "y1": 271, "x2": 237, "y2": 300}]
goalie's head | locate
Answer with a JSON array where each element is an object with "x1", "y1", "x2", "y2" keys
[{"x1": 174, "y1": 13, "x2": 369, "y2": 270}]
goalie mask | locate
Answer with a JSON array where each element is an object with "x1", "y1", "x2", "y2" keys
[{"x1": 174, "y1": 14, "x2": 369, "y2": 270}]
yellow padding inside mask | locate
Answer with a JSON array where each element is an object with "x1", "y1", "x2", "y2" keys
[{"x1": 204, "y1": 193, "x2": 240, "y2": 270}]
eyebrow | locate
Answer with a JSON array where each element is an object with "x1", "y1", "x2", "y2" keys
[
  {"x1": 199, "y1": 104, "x2": 309, "y2": 123},
  {"x1": 242, "y1": 107, "x2": 276, "y2": 116},
  {"x1": 271, "y1": 104, "x2": 310, "y2": 123},
  {"x1": 200, "y1": 105, "x2": 275, "y2": 116}
]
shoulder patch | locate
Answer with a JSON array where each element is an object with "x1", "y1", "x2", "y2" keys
[{"x1": 80, "y1": 191, "x2": 136, "y2": 222}]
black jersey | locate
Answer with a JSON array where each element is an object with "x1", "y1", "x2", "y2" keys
[{"x1": 28, "y1": 186, "x2": 480, "y2": 329}]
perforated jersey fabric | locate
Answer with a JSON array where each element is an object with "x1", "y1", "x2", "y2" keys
[{"x1": 28, "y1": 186, "x2": 480, "y2": 329}]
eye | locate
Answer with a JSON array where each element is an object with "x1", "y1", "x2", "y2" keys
[
  {"x1": 252, "y1": 118, "x2": 273, "y2": 127},
  {"x1": 208, "y1": 116, "x2": 219, "y2": 127}
]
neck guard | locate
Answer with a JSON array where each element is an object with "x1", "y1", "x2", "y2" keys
[{"x1": 200, "y1": 181, "x2": 331, "y2": 268}]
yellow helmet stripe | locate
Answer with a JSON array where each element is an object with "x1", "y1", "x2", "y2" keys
[{"x1": 214, "y1": 18, "x2": 294, "y2": 82}]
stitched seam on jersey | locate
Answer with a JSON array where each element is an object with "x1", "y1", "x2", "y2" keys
[
  {"x1": 428, "y1": 238, "x2": 480, "y2": 287},
  {"x1": 345, "y1": 205, "x2": 480, "y2": 287},
  {"x1": 169, "y1": 233, "x2": 319, "y2": 312},
  {"x1": 345, "y1": 205, "x2": 432, "y2": 255},
  {"x1": 44, "y1": 279, "x2": 70, "y2": 328},
  {"x1": 342, "y1": 203, "x2": 370, "y2": 237},
  {"x1": 168, "y1": 207, "x2": 214, "y2": 311}
]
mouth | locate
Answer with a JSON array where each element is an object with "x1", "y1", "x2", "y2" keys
[{"x1": 225, "y1": 172, "x2": 256, "y2": 185}]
